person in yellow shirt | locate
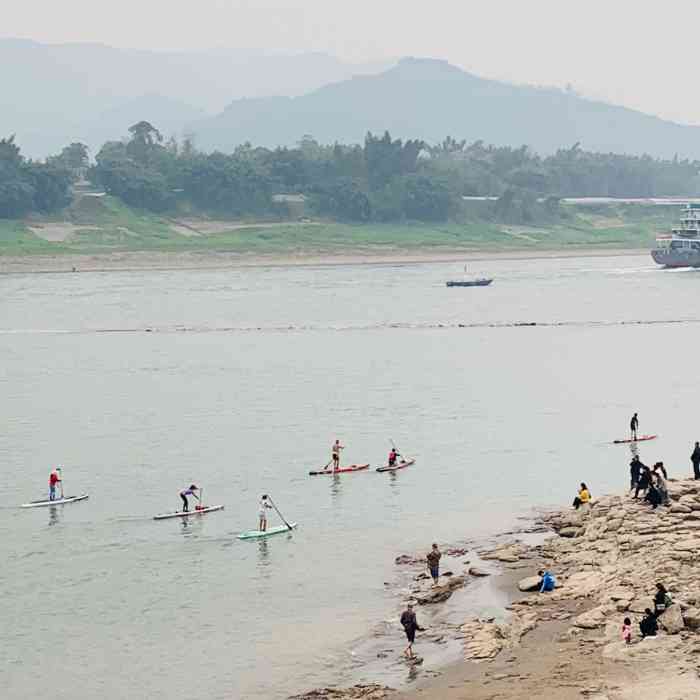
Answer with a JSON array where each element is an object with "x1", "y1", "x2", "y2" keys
[{"x1": 573, "y1": 482, "x2": 591, "y2": 509}]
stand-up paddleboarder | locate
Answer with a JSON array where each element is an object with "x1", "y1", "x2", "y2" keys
[
  {"x1": 331, "y1": 439, "x2": 344, "y2": 472},
  {"x1": 49, "y1": 467, "x2": 61, "y2": 501},
  {"x1": 179, "y1": 484, "x2": 199, "y2": 512},
  {"x1": 630, "y1": 413, "x2": 639, "y2": 441}
]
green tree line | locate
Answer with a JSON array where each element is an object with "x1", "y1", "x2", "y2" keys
[{"x1": 2, "y1": 123, "x2": 699, "y2": 222}]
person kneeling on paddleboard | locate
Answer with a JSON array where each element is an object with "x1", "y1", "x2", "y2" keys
[
  {"x1": 388, "y1": 448, "x2": 400, "y2": 467},
  {"x1": 49, "y1": 467, "x2": 61, "y2": 501},
  {"x1": 259, "y1": 495, "x2": 273, "y2": 532},
  {"x1": 180, "y1": 485, "x2": 199, "y2": 512}
]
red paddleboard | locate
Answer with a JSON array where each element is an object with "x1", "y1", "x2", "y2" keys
[
  {"x1": 376, "y1": 459, "x2": 416, "y2": 473},
  {"x1": 613, "y1": 435, "x2": 658, "y2": 444},
  {"x1": 309, "y1": 464, "x2": 370, "y2": 476}
]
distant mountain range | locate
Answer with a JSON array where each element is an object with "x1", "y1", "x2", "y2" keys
[
  {"x1": 192, "y1": 57, "x2": 700, "y2": 159},
  {"x1": 4, "y1": 40, "x2": 700, "y2": 160},
  {"x1": 0, "y1": 39, "x2": 388, "y2": 157}
]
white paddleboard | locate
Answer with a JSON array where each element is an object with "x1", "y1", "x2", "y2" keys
[
  {"x1": 153, "y1": 505, "x2": 224, "y2": 520},
  {"x1": 21, "y1": 494, "x2": 89, "y2": 508},
  {"x1": 237, "y1": 523, "x2": 297, "y2": 539}
]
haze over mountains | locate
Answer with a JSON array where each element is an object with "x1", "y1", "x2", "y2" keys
[
  {"x1": 1, "y1": 39, "x2": 388, "y2": 157},
  {"x1": 5, "y1": 39, "x2": 700, "y2": 160}
]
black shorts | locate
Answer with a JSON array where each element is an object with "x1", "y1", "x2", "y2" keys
[{"x1": 404, "y1": 628, "x2": 415, "y2": 643}]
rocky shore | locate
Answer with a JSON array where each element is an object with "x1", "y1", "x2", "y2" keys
[{"x1": 294, "y1": 478, "x2": 700, "y2": 700}]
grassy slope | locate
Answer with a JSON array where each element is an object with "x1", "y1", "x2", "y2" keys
[{"x1": 0, "y1": 197, "x2": 675, "y2": 257}]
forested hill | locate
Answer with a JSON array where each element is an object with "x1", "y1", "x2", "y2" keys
[{"x1": 193, "y1": 57, "x2": 700, "y2": 159}]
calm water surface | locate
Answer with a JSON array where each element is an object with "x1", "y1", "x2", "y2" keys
[{"x1": 2, "y1": 255, "x2": 700, "y2": 699}]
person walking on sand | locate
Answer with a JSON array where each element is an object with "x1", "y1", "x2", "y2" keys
[
  {"x1": 691, "y1": 442, "x2": 700, "y2": 480},
  {"x1": 258, "y1": 494, "x2": 273, "y2": 532},
  {"x1": 400, "y1": 603, "x2": 424, "y2": 659},
  {"x1": 331, "y1": 439, "x2": 344, "y2": 472},
  {"x1": 630, "y1": 412, "x2": 639, "y2": 441},
  {"x1": 426, "y1": 543, "x2": 441, "y2": 586}
]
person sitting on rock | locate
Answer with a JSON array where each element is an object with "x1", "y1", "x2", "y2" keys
[
  {"x1": 640, "y1": 608, "x2": 658, "y2": 637},
  {"x1": 572, "y1": 483, "x2": 591, "y2": 510},
  {"x1": 538, "y1": 569, "x2": 555, "y2": 593},
  {"x1": 644, "y1": 480, "x2": 662, "y2": 509},
  {"x1": 652, "y1": 464, "x2": 670, "y2": 506},
  {"x1": 654, "y1": 582, "x2": 672, "y2": 617}
]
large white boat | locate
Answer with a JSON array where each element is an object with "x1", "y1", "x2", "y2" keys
[{"x1": 652, "y1": 204, "x2": 700, "y2": 267}]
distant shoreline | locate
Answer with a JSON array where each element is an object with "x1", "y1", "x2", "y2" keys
[{"x1": 0, "y1": 246, "x2": 650, "y2": 275}]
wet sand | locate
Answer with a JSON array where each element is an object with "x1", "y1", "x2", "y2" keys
[{"x1": 0, "y1": 246, "x2": 648, "y2": 275}]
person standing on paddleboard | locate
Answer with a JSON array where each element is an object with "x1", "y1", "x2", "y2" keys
[
  {"x1": 630, "y1": 413, "x2": 639, "y2": 441},
  {"x1": 259, "y1": 495, "x2": 273, "y2": 532},
  {"x1": 180, "y1": 485, "x2": 199, "y2": 512},
  {"x1": 331, "y1": 439, "x2": 344, "y2": 472},
  {"x1": 49, "y1": 467, "x2": 61, "y2": 501}
]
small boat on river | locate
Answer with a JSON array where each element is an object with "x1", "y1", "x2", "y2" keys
[
  {"x1": 446, "y1": 278, "x2": 493, "y2": 287},
  {"x1": 446, "y1": 265, "x2": 493, "y2": 287}
]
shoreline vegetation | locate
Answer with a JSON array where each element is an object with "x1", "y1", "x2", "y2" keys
[
  {"x1": 294, "y1": 478, "x2": 700, "y2": 700},
  {"x1": 0, "y1": 194, "x2": 678, "y2": 271},
  {"x1": 1, "y1": 126, "x2": 696, "y2": 267}
]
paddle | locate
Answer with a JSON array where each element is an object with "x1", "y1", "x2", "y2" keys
[
  {"x1": 267, "y1": 496, "x2": 293, "y2": 531},
  {"x1": 196, "y1": 487, "x2": 203, "y2": 511},
  {"x1": 58, "y1": 467, "x2": 64, "y2": 500}
]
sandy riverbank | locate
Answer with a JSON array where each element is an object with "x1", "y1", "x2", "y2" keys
[
  {"x1": 0, "y1": 246, "x2": 649, "y2": 275},
  {"x1": 296, "y1": 478, "x2": 700, "y2": 700}
]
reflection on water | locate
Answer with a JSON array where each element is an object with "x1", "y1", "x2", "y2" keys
[
  {"x1": 257, "y1": 538, "x2": 270, "y2": 571},
  {"x1": 47, "y1": 506, "x2": 60, "y2": 527}
]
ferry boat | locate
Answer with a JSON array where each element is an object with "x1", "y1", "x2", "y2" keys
[{"x1": 652, "y1": 204, "x2": 700, "y2": 267}]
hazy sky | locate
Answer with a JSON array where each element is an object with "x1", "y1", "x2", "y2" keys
[{"x1": 4, "y1": 0, "x2": 699, "y2": 125}]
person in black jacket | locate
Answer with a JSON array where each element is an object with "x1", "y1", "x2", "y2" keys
[
  {"x1": 630, "y1": 456, "x2": 643, "y2": 491},
  {"x1": 691, "y1": 442, "x2": 700, "y2": 480},
  {"x1": 400, "y1": 603, "x2": 425, "y2": 659},
  {"x1": 640, "y1": 608, "x2": 658, "y2": 637},
  {"x1": 635, "y1": 466, "x2": 651, "y2": 499}
]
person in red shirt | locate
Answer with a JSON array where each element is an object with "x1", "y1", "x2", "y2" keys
[{"x1": 49, "y1": 467, "x2": 62, "y2": 501}]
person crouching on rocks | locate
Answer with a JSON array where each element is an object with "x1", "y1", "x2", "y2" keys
[
  {"x1": 572, "y1": 483, "x2": 591, "y2": 510},
  {"x1": 640, "y1": 608, "x2": 658, "y2": 637},
  {"x1": 400, "y1": 602, "x2": 425, "y2": 659},
  {"x1": 426, "y1": 543, "x2": 441, "y2": 587},
  {"x1": 634, "y1": 466, "x2": 652, "y2": 499},
  {"x1": 538, "y1": 569, "x2": 555, "y2": 593},
  {"x1": 652, "y1": 464, "x2": 670, "y2": 506}
]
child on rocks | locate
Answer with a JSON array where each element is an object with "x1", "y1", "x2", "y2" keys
[{"x1": 622, "y1": 617, "x2": 632, "y2": 644}]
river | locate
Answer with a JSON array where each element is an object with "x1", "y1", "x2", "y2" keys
[{"x1": 2, "y1": 253, "x2": 699, "y2": 699}]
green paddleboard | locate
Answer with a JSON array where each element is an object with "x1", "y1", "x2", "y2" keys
[{"x1": 237, "y1": 523, "x2": 297, "y2": 540}]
